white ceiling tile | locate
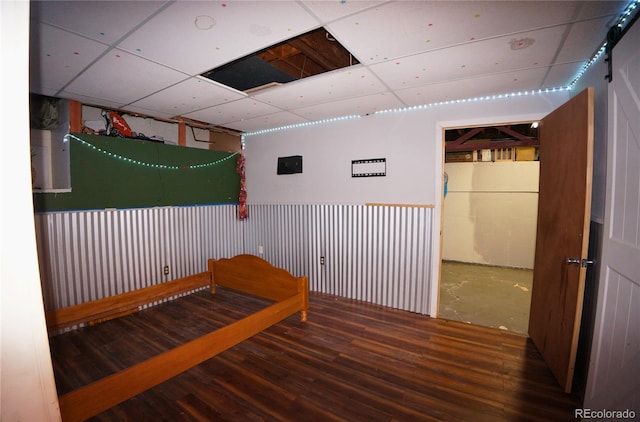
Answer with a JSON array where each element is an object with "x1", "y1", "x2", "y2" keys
[
  {"x1": 57, "y1": 91, "x2": 127, "y2": 111},
  {"x1": 63, "y1": 48, "x2": 188, "y2": 105},
  {"x1": 369, "y1": 26, "x2": 565, "y2": 91},
  {"x1": 394, "y1": 68, "x2": 549, "y2": 106},
  {"x1": 225, "y1": 111, "x2": 310, "y2": 133},
  {"x1": 292, "y1": 92, "x2": 405, "y2": 121},
  {"x1": 251, "y1": 66, "x2": 388, "y2": 109},
  {"x1": 554, "y1": 16, "x2": 612, "y2": 63},
  {"x1": 30, "y1": 0, "x2": 169, "y2": 45},
  {"x1": 35, "y1": 88, "x2": 62, "y2": 98},
  {"x1": 119, "y1": 105, "x2": 179, "y2": 121},
  {"x1": 543, "y1": 62, "x2": 584, "y2": 88},
  {"x1": 183, "y1": 98, "x2": 282, "y2": 126},
  {"x1": 572, "y1": 1, "x2": 627, "y2": 21},
  {"x1": 118, "y1": 1, "x2": 321, "y2": 75},
  {"x1": 128, "y1": 77, "x2": 246, "y2": 116},
  {"x1": 29, "y1": 24, "x2": 109, "y2": 94},
  {"x1": 328, "y1": 1, "x2": 594, "y2": 64},
  {"x1": 301, "y1": 0, "x2": 389, "y2": 23}
]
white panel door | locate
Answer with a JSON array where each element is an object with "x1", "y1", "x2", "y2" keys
[{"x1": 585, "y1": 21, "x2": 640, "y2": 412}]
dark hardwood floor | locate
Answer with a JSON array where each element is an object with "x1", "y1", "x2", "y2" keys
[{"x1": 49, "y1": 288, "x2": 580, "y2": 421}]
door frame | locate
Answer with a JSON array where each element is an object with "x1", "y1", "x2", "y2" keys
[{"x1": 431, "y1": 112, "x2": 557, "y2": 317}]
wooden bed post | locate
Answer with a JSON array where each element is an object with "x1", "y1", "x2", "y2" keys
[
  {"x1": 208, "y1": 258, "x2": 216, "y2": 295},
  {"x1": 299, "y1": 276, "x2": 309, "y2": 322}
]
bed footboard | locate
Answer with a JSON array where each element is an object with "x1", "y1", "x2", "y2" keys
[{"x1": 210, "y1": 254, "x2": 309, "y2": 322}]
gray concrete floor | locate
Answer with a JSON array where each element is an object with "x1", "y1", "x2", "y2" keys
[{"x1": 438, "y1": 261, "x2": 532, "y2": 334}]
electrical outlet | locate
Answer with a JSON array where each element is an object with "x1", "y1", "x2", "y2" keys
[
  {"x1": 258, "y1": 245, "x2": 264, "y2": 254},
  {"x1": 163, "y1": 265, "x2": 169, "y2": 275},
  {"x1": 320, "y1": 256, "x2": 325, "y2": 265}
]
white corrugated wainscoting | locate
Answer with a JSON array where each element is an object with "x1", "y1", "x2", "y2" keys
[
  {"x1": 33, "y1": 205, "x2": 243, "y2": 312},
  {"x1": 34, "y1": 204, "x2": 434, "y2": 316},
  {"x1": 245, "y1": 204, "x2": 434, "y2": 314}
]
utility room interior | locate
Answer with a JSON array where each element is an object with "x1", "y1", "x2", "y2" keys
[{"x1": 439, "y1": 124, "x2": 539, "y2": 334}]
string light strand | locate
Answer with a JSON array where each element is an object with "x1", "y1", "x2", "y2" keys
[
  {"x1": 66, "y1": 134, "x2": 239, "y2": 170},
  {"x1": 243, "y1": 88, "x2": 568, "y2": 138},
  {"x1": 568, "y1": 0, "x2": 638, "y2": 89},
  {"x1": 244, "y1": 114, "x2": 361, "y2": 137},
  {"x1": 374, "y1": 87, "x2": 569, "y2": 115}
]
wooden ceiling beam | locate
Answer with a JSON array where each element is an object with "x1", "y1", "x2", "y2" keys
[
  {"x1": 287, "y1": 27, "x2": 357, "y2": 71},
  {"x1": 446, "y1": 127, "x2": 484, "y2": 150},
  {"x1": 286, "y1": 38, "x2": 338, "y2": 72},
  {"x1": 495, "y1": 125, "x2": 537, "y2": 143},
  {"x1": 446, "y1": 124, "x2": 539, "y2": 152},
  {"x1": 257, "y1": 28, "x2": 354, "y2": 79},
  {"x1": 446, "y1": 138, "x2": 539, "y2": 152},
  {"x1": 259, "y1": 53, "x2": 324, "y2": 79}
]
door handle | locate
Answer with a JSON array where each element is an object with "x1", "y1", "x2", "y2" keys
[{"x1": 566, "y1": 258, "x2": 596, "y2": 267}]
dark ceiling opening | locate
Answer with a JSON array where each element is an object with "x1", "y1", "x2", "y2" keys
[{"x1": 201, "y1": 27, "x2": 359, "y2": 93}]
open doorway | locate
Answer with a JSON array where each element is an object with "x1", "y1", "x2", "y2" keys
[{"x1": 438, "y1": 123, "x2": 539, "y2": 334}]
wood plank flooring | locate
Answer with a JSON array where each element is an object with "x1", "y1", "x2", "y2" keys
[{"x1": 48, "y1": 288, "x2": 580, "y2": 421}]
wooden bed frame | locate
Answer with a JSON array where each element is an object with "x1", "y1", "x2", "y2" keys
[{"x1": 45, "y1": 254, "x2": 309, "y2": 422}]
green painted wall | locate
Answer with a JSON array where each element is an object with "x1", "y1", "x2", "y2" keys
[{"x1": 33, "y1": 134, "x2": 240, "y2": 212}]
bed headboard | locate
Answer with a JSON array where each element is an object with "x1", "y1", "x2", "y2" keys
[{"x1": 210, "y1": 254, "x2": 306, "y2": 302}]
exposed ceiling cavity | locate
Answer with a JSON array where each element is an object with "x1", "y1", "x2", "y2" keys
[
  {"x1": 201, "y1": 27, "x2": 359, "y2": 93},
  {"x1": 445, "y1": 124, "x2": 538, "y2": 144}
]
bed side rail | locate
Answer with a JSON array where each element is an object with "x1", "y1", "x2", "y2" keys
[{"x1": 46, "y1": 271, "x2": 211, "y2": 331}]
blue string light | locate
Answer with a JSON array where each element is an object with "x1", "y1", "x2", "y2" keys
[
  {"x1": 617, "y1": 0, "x2": 638, "y2": 28},
  {"x1": 244, "y1": 114, "x2": 361, "y2": 137},
  {"x1": 374, "y1": 87, "x2": 570, "y2": 115},
  {"x1": 243, "y1": 88, "x2": 569, "y2": 138},
  {"x1": 66, "y1": 134, "x2": 239, "y2": 170}
]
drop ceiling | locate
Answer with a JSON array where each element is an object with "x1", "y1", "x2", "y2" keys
[{"x1": 29, "y1": 1, "x2": 630, "y2": 134}]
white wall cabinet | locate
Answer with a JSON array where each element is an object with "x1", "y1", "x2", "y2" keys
[{"x1": 30, "y1": 128, "x2": 70, "y2": 192}]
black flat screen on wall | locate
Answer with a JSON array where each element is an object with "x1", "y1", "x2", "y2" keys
[{"x1": 277, "y1": 155, "x2": 303, "y2": 175}]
